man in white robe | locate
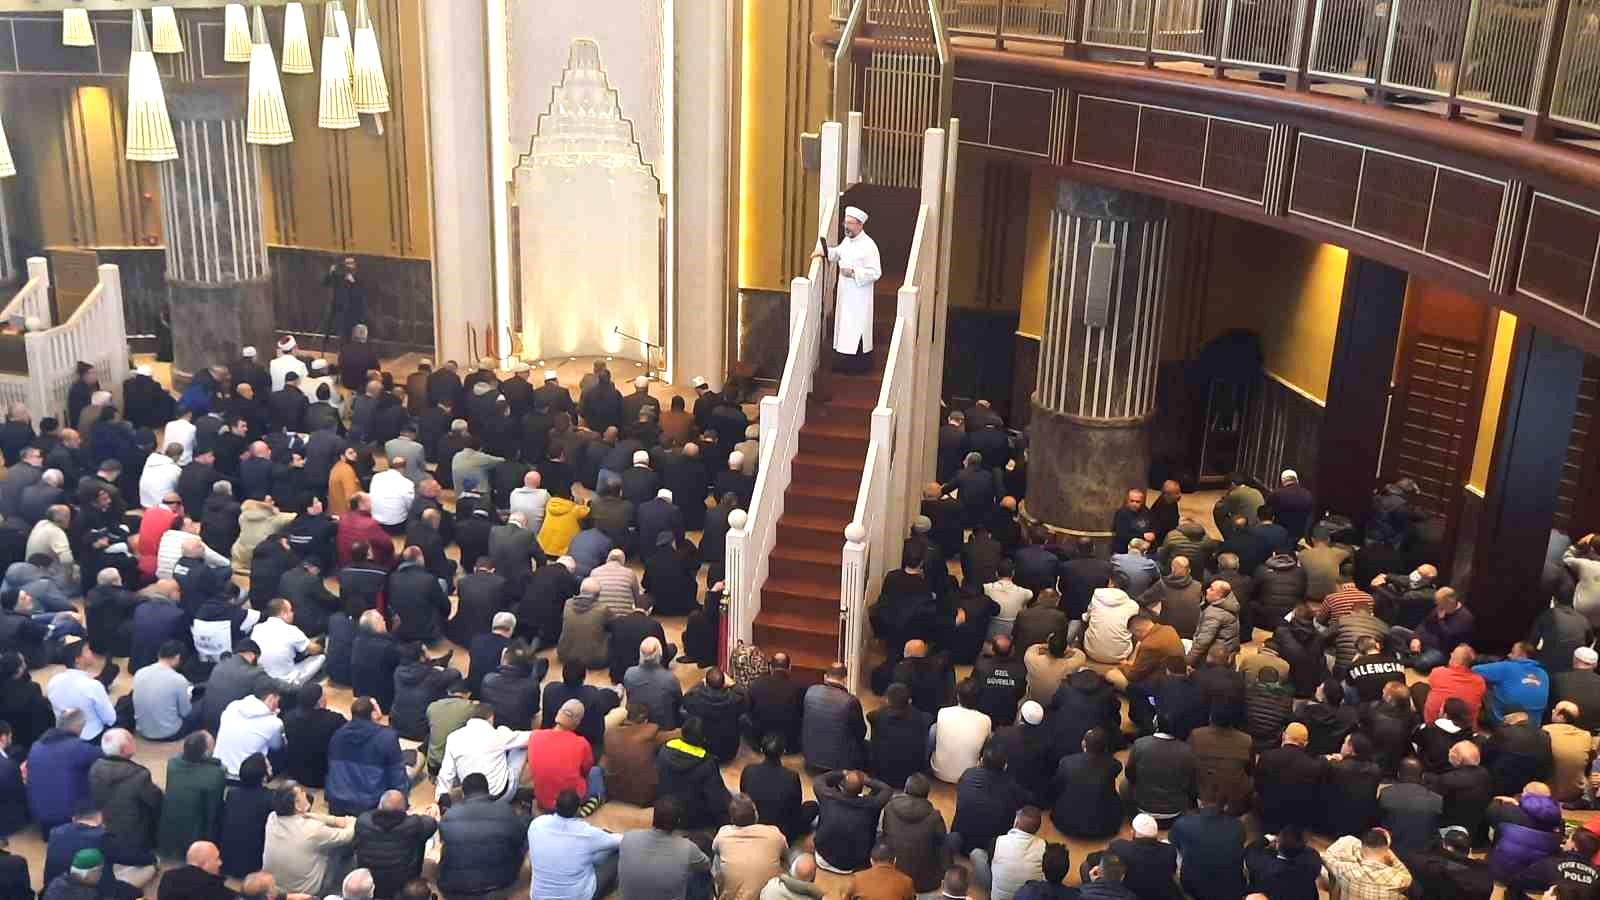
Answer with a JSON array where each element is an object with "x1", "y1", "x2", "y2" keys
[{"x1": 813, "y1": 206, "x2": 882, "y2": 373}]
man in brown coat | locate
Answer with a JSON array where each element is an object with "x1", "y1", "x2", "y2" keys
[
  {"x1": 1105, "y1": 615, "x2": 1184, "y2": 691},
  {"x1": 845, "y1": 843, "x2": 917, "y2": 900},
  {"x1": 600, "y1": 702, "x2": 677, "y2": 806}
]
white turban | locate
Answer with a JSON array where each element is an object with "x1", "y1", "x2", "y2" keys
[{"x1": 844, "y1": 206, "x2": 869, "y2": 224}]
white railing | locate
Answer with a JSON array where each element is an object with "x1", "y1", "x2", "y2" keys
[
  {"x1": 0, "y1": 263, "x2": 129, "y2": 424},
  {"x1": 724, "y1": 122, "x2": 847, "y2": 657},
  {"x1": 0, "y1": 258, "x2": 51, "y2": 328},
  {"x1": 839, "y1": 127, "x2": 951, "y2": 690}
]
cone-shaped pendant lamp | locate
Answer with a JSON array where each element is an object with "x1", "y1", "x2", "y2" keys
[
  {"x1": 247, "y1": 8, "x2": 292, "y2": 145},
  {"x1": 125, "y1": 9, "x2": 178, "y2": 163},
  {"x1": 150, "y1": 5, "x2": 183, "y2": 54},
  {"x1": 281, "y1": 2, "x2": 313, "y2": 75},
  {"x1": 223, "y1": 3, "x2": 251, "y2": 63},
  {"x1": 0, "y1": 115, "x2": 17, "y2": 179},
  {"x1": 62, "y1": 9, "x2": 94, "y2": 47},
  {"x1": 350, "y1": 0, "x2": 389, "y2": 115},
  {"x1": 317, "y1": 2, "x2": 358, "y2": 130},
  {"x1": 333, "y1": 2, "x2": 354, "y2": 75}
]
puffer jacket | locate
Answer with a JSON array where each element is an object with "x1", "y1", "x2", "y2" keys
[
  {"x1": 1251, "y1": 554, "x2": 1307, "y2": 623},
  {"x1": 1159, "y1": 522, "x2": 1216, "y2": 575},
  {"x1": 1083, "y1": 588, "x2": 1140, "y2": 663},
  {"x1": 1273, "y1": 617, "x2": 1326, "y2": 697},
  {"x1": 1187, "y1": 594, "x2": 1241, "y2": 665},
  {"x1": 656, "y1": 738, "x2": 732, "y2": 831},
  {"x1": 325, "y1": 717, "x2": 409, "y2": 815},
  {"x1": 558, "y1": 588, "x2": 609, "y2": 668},
  {"x1": 390, "y1": 662, "x2": 458, "y2": 741},
  {"x1": 479, "y1": 659, "x2": 549, "y2": 730},
  {"x1": 1327, "y1": 611, "x2": 1390, "y2": 669},
  {"x1": 1244, "y1": 681, "x2": 1294, "y2": 751},
  {"x1": 436, "y1": 796, "x2": 527, "y2": 895},
  {"x1": 813, "y1": 770, "x2": 894, "y2": 872},
  {"x1": 680, "y1": 683, "x2": 747, "y2": 762},
  {"x1": 801, "y1": 682, "x2": 867, "y2": 772},
  {"x1": 1488, "y1": 791, "x2": 1564, "y2": 881},
  {"x1": 89, "y1": 756, "x2": 163, "y2": 858},
  {"x1": 355, "y1": 808, "x2": 438, "y2": 898},
  {"x1": 878, "y1": 793, "x2": 949, "y2": 892}
]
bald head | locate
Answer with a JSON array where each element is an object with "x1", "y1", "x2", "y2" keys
[
  {"x1": 789, "y1": 855, "x2": 817, "y2": 883},
  {"x1": 379, "y1": 790, "x2": 406, "y2": 812},
  {"x1": 523, "y1": 470, "x2": 542, "y2": 489},
  {"x1": 903, "y1": 639, "x2": 928, "y2": 659},
  {"x1": 182, "y1": 536, "x2": 203, "y2": 557},
  {"x1": 186, "y1": 841, "x2": 221, "y2": 873},
  {"x1": 1170, "y1": 556, "x2": 1190, "y2": 576},
  {"x1": 640, "y1": 636, "x2": 663, "y2": 664},
  {"x1": 1449, "y1": 740, "x2": 1481, "y2": 767}
]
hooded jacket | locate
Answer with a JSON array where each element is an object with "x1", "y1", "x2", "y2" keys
[
  {"x1": 157, "y1": 755, "x2": 226, "y2": 859},
  {"x1": 1273, "y1": 617, "x2": 1326, "y2": 697},
  {"x1": 1251, "y1": 553, "x2": 1307, "y2": 622},
  {"x1": 89, "y1": 755, "x2": 163, "y2": 858},
  {"x1": 1050, "y1": 669, "x2": 1123, "y2": 752},
  {"x1": 1143, "y1": 573, "x2": 1203, "y2": 638},
  {"x1": 479, "y1": 659, "x2": 549, "y2": 731},
  {"x1": 656, "y1": 738, "x2": 732, "y2": 831},
  {"x1": 232, "y1": 500, "x2": 294, "y2": 572},
  {"x1": 1487, "y1": 791, "x2": 1565, "y2": 881},
  {"x1": 1083, "y1": 587, "x2": 1139, "y2": 663},
  {"x1": 354, "y1": 807, "x2": 438, "y2": 898},
  {"x1": 681, "y1": 683, "x2": 747, "y2": 762},
  {"x1": 1159, "y1": 521, "x2": 1216, "y2": 575},
  {"x1": 325, "y1": 716, "x2": 409, "y2": 815},
  {"x1": 390, "y1": 661, "x2": 459, "y2": 740},
  {"x1": 1187, "y1": 593, "x2": 1241, "y2": 665},
  {"x1": 537, "y1": 496, "x2": 588, "y2": 556},
  {"x1": 558, "y1": 588, "x2": 610, "y2": 668},
  {"x1": 878, "y1": 793, "x2": 949, "y2": 892},
  {"x1": 813, "y1": 770, "x2": 894, "y2": 873}
]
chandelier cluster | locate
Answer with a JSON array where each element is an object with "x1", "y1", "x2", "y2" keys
[{"x1": 44, "y1": 1, "x2": 392, "y2": 171}]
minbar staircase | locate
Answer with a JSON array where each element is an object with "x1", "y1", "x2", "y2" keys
[{"x1": 752, "y1": 293, "x2": 897, "y2": 683}]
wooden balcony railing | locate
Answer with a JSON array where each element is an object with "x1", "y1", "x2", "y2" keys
[{"x1": 830, "y1": 0, "x2": 1600, "y2": 144}]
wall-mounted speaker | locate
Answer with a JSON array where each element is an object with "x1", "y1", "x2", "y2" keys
[{"x1": 1084, "y1": 240, "x2": 1116, "y2": 327}]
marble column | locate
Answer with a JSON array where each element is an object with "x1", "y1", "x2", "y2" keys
[
  {"x1": 1027, "y1": 180, "x2": 1169, "y2": 535},
  {"x1": 161, "y1": 85, "x2": 274, "y2": 379}
]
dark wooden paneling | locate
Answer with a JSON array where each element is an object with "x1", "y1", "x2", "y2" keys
[
  {"x1": 269, "y1": 248, "x2": 433, "y2": 354},
  {"x1": 944, "y1": 308, "x2": 1020, "y2": 422},
  {"x1": 1073, "y1": 97, "x2": 1139, "y2": 170},
  {"x1": 1289, "y1": 136, "x2": 1362, "y2": 225},
  {"x1": 1135, "y1": 107, "x2": 1208, "y2": 186},
  {"x1": 1013, "y1": 333, "x2": 1039, "y2": 430},
  {"x1": 1554, "y1": 357, "x2": 1600, "y2": 532},
  {"x1": 989, "y1": 85, "x2": 1053, "y2": 156},
  {"x1": 1238, "y1": 374, "x2": 1324, "y2": 495},
  {"x1": 737, "y1": 288, "x2": 791, "y2": 381},
  {"x1": 1203, "y1": 120, "x2": 1270, "y2": 203},
  {"x1": 1318, "y1": 256, "x2": 1407, "y2": 523},
  {"x1": 1426, "y1": 171, "x2": 1502, "y2": 274},
  {"x1": 1355, "y1": 152, "x2": 1436, "y2": 249},
  {"x1": 1520, "y1": 195, "x2": 1600, "y2": 316},
  {"x1": 1470, "y1": 325, "x2": 1585, "y2": 651},
  {"x1": 953, "y1": 79, "x2": 994, "y2": 145}
]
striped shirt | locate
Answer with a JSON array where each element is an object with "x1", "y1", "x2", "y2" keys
[
  {"x1": 590, "y1": 560, "x2": 644, "y2": 617},
  {"x1": 1323, "y1": 582, "x2": 1374, "y2": 621}
]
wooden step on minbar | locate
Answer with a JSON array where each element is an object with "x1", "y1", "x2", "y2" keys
[{"x1": 750, "y1": 294, "x2": 893, "y2": 685}]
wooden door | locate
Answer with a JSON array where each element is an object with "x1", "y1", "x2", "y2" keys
[
  {"x1": 1556, "y1": 357, "x2": 1600, "y2": 536},
  {"x1": 1380, "y1": 279, "x2": 1497, "y2": 570}
]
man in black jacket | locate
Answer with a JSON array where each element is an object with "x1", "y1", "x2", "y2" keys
[
  {"x1": 277, "y1": 559, "x2": 339, "y2": 639},
  {"x1": 385, "y1": 548, "x2": 450, "y2": 643},
  {"x1": 680, "y1": 669, "x2": 746, "y2": 763},
  {"x1": 813, "y1": 769, "x2": 893, "y2": 874},
  {"x1": 655, "y1": 717, "x2": 732, "y2": 832},
  {"x1": 355, "y1": 789, "x2": 437, "y2": 898},
  {"x1": 436, "y1": 773, "x2": 527, "y2": 898},
  {"x1": 519, "y1": 557, "x2": 579, "y2": 648},
  {"x1": 1254, "y1": 723, "x2": 1325, "y2": 833},
  {"x1": 744, "y1": 653, "x2": 807, "y2": 750}
]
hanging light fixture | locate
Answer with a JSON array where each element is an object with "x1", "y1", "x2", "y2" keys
[
  {"x1": 150, "y1": 5, "x2": 183, "y2": 55},
  {"x1": 246, "y1": 7, "x2": 292, "y2": 145},
  {"x1": 223, "y1": 3, "x2": 251, "y2": 64},
  {"x1": 125, "y1": 9, "x2": 177, "y2": 163},
  {"x1": 281, "y1": 2, "x2": 314, "y2": 75},
  {"x1": 333, "y1": 1, "x2": 354, "y2": 76},
  {"x1": 61, "y1": 8, "x2": 94, "y2": 47},
  {"x1": 317, "y1": 1, "x2": 358, "y2": 129},
  {"x1": 0, "y1": 115, "x2": 17, "y2": 179},
  {"x1": 350, "y1": 0, "x2": 389, "y2": 115}
]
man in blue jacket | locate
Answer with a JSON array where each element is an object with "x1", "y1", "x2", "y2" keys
[
  {"x1": 1474, "y1": 641, "x2": 1551, "y2": 724},
  {"x1": 27, "y1": 709, "x2": 104, "y2": 836},
  {"x1": 325, "y1": 696, "x2": 418, "y2": 815},
  {"x1": 436, "y1": 773, "x2": 529, "y2": 898}
]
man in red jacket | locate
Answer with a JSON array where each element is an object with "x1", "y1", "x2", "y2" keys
[
  {"x1": 336, "y1": 493, "x2": 395, "y2": 567},
  {"x1": 526, "y1": 698, "x2": 602, "y2": 814}
]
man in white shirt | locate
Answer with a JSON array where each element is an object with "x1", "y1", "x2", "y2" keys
[
  {"x1": 268, "y1": 335, "x2": 309, "y2": 392},
  {"x1": 250, "y1": 599, "x2": 325, "y2": 688},
  {"x1": 508, "y1": 470, "x2": 550, "y2": 534},
  {"x1": 215, "y1": 686, "x2": 286, "y2": 778},
  {"x1": 138, "y1": 444, "x2": 185, "y2": 509},
  {"x1": 977, "y1": 807, "x2": 1047, "y2": 900},
  {"x1": 157, "y1": 529, "x2": 228, "y2": 581},
  {"x1": 435, "y1": 706, "x2": 533, "y2": 803},
  {"x1": 162, "y1": 410, "x2": 197, "y2": 466},
  {"x1": 983, "y1": 559, "x2": 1034, "y2": 639},
  {"x1": 47, "y1": 643, "x2": 118, "y2": 740},
  {"x1": 930, "y1": 679, "x2": 992, "y2": 783},
  {"x1": 369, "y1": 461, "x2": 415, "y2": 529}
]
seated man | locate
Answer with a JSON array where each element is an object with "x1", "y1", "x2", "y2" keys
[
  {"x1": 326, "y1": 697, "x2": 417, "y2": 816},
  {"x1": 249, "y1": 599, "x2": 326, "y2": 689},
  {"x1": 435, "y1": 706, "x2": 533, "y2": 803},
  {"x1": 129, "y1": 640, "x2": 199, "y2": 742},
  {"x1": 526, "y1": 788, "x2": 622, "y2": 900},
  {"x1": 526, "y1": 699, "x2": 603, "y2": 815},
  {"x1": 435, "y1": 774, "x2": 527, "y2": 899}
]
